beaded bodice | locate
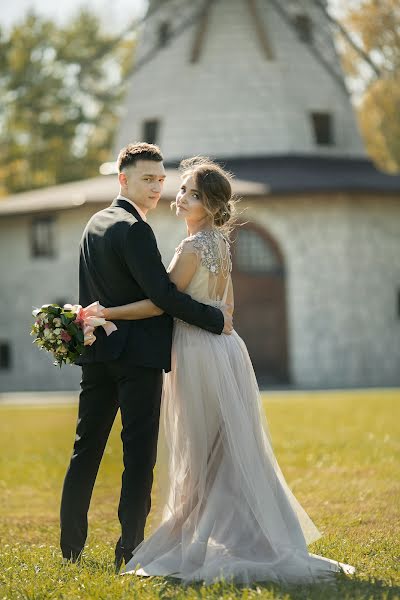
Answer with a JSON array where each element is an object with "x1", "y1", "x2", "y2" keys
[{"x1": 171, "y1": 229, "x2": 232, "y2": 305}]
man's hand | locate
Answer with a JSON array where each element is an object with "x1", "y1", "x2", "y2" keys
[{"x1": 221, "y1": 305, "x2": 233, "y2": 335}]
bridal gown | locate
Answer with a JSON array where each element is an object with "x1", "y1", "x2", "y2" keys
[{"x1": 123, "y1": 229, "x2": 355, "y2": 585}]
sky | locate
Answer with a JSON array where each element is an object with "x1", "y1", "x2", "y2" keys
[
  {"x1": 2, "y1": 0, "x2": 347, "y2": 31},
  {"x1": 2, "y1": 0, "x2": 148, "y2": 32}
]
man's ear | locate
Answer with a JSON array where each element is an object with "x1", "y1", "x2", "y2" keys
[{"x1": 118, "y1": 172, "x2": 127, "y2": 187}]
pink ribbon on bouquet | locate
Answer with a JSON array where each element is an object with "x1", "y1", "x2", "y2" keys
[{"x1": 66, "y1": 301, "x2": 117, "y2": 347}]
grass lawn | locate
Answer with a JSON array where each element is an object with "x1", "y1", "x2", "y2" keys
[{"x1": 0, "y1": 388, "x2": 399, "y2": 599}]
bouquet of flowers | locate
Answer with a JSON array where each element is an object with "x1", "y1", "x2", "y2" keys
[{"x1": 31, "y1": 302, "x2": 117, "y2": 367}]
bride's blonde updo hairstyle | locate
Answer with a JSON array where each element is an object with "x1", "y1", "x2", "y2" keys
[{"x1": 178, "y1": 156, "x2": 239, "y2": 238}]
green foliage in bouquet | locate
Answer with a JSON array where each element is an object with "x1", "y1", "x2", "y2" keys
[{"x1": 31, "y1": 304, "x2": 85, "y2": 367}]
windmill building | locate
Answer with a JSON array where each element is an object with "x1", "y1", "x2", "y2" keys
[{"x1": 0, "y1": 0, "x2": 399, "y2": 392}]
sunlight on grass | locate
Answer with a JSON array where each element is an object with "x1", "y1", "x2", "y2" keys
[{"x1": 0, "y1": 389, "x2": 399, "y2": 599}]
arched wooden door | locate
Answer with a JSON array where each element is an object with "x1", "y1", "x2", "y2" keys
[{"x1": 231, "y1": 223, "x2": 289, "y2": 383}]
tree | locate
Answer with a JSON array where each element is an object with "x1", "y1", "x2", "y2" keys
[
  {"x1": 339, "y1": 0, "x2": 400, "y2": 172},
  {"x1": 0, "y1": 10, "x2": 135, "y2": 195}
]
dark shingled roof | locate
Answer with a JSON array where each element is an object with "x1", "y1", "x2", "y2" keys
[
  {"x1": 1, "y1": 155, "x2": 399, "y2": 218},
  {"x1": 0, "y1": 171, "x2": 267, "y2": 217},
  {"x1": 166, "y1": 155, "x2": 400, "y2": 194}
]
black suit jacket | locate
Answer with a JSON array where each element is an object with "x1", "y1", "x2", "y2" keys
[{"x1": 76, "y1": 198, "x2": 224, "y2": 371}]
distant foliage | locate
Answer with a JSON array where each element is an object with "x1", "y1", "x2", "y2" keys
[
  {"x1": 340, "y1": 0, "x2": 400, "y2": 173},
  {"x1": 0, "y1": 10, "x2": 135, "y2": 195}
]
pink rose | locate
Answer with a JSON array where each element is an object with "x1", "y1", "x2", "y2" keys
[{"x1": 60, "y1": 330, "x2": 72, "y2": 343}]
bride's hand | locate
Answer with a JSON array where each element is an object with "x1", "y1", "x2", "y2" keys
[
  {"x1": 222, "y1": 305, "x2": 233, "y2": 335},
  {"x1": 80, "y1": 301, "x2": 116, "y2": 346},
  {"x1": 83, "y1": 323, "x2": 96, "y2": 346}
]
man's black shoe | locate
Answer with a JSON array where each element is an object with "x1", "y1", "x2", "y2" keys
[
  {"x1": 114, "y1": 548, "x2": 124, "y2": 573},
  {"x1": 115, "y1": 545, "x2": 134, "y2": 573}
]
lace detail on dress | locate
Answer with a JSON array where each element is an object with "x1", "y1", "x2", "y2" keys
[{"x1": 175, "y1": 230, "x2": 232, "y2": 277}]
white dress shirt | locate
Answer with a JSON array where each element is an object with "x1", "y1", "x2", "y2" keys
[{"x1": 117, "y1": 194, "x2": 147, "y2": 222}]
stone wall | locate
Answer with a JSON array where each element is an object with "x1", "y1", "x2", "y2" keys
[
  {"x1": 0, "y1": 208, "x2": 93, "y2": 392},
  {"x1": 0, "y1": 204, "x2": 187, "y2": 392},
  {"x1": 1, "y1": 193, "x2": 399, "y2": 391},
  {"x1": 150, "y1": 194, "x2": 400, "y2": 388}
]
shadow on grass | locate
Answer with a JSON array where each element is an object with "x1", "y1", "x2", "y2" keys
[
  {"x1": 133, "y1": 572, "x2": 400, "y2": 600},
  {"x1": 246, "y1": 573, "x2": 400, "y2": 600},
  {"x1": 55, "y1": 554, "x2": 400, "y2": 600}
]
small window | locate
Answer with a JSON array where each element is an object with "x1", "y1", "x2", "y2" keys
[
  {"x1": 295, "y1": 14, "x2": 313, "y2": 43},
  {"x1": 0, "y1": 342, "x2": 11, "y2": 370},
  {"x1": 142, "y1": 119, "x2": 159, "y2": 145},
  {"x1": 235, "y1": 228, "x2": 282, "y2": 275},
  {"x1": 158, "y1": 22, "x2": 170, "y2": 47},
  {"x1": 311, "y1": 112, "x2": 334, "y2": 146},
  {"x1": 31, "y1": 216, "x2": 55, "y2": 258}
]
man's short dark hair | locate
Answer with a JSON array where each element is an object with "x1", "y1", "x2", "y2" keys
[{"x1": 117, "y1": 142, "x2": 163, "y2": 172}]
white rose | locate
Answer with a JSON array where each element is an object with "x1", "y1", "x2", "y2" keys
[{"x1": 64, "y1": 304, "x2": 81, "y2": 313}]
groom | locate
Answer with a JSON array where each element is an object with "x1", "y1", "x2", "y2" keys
[{"x1": 60, "y1": 142, "x2": 232, "y2": 570}]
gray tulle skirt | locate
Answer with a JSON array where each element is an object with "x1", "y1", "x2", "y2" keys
[{"x1": 123, "y1": 322, "x2": 355, "y2": 585}]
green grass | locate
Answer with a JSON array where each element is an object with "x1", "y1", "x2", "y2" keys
[{"x1": 0, "y1": 389, "x2": 399, "y2": 599}]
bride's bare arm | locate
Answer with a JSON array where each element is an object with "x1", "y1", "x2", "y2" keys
[
  {"x1": 102, "y1": 299, "x2": 163, "y2": 320},
  {"x1": 102, "y1": 251, "x2": 198, "y2": 321},
  {"x1": 226, "y1": 275, "x2": 234, "y2": 317},
  {"x1": 167, "y1": 250, "x2": 198, "y2": 292}
]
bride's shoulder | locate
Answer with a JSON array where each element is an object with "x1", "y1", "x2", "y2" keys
[
  {"x1": 175, "y1": 230, "x2": 231, "y2": 274},
  {"x1": 176, "y1": 230, "x2": 217, "y2": 254},
  {"x1": 175, "y1": 234, "x2": 197, "y2": 255}
]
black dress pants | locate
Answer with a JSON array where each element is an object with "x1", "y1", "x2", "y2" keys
[{"x1": 60, "y1": 360, "x2": 163, "y2": 562}]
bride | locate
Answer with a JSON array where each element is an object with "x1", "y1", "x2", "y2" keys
[{"x1": 97, "y1": 157, "x2": 355, "y2": 585}]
